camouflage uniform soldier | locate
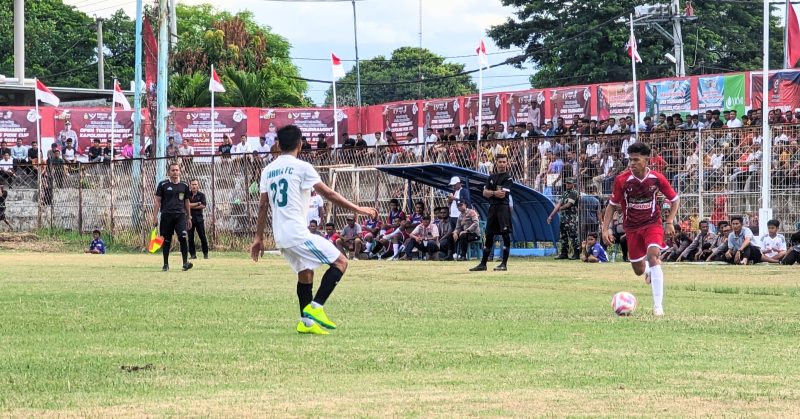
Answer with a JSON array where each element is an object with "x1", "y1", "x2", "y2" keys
[{"x1": 547, "y1": 177, "x2": 580, "y2": 260}]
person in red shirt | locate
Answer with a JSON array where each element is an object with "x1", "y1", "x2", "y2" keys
[
  {"x1": 322, "y1": 222, "x2": 340, "y2": 245},
  {"x1": 602, "y1": 142, "x2": 680, "y2": 317}
]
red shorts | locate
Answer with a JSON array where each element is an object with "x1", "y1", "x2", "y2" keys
[{"x1": 626, "y1": 224, "x2": 666, "y2": 262}]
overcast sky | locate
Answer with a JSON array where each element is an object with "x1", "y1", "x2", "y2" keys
[{"x1": 65, "y1": 0, "x2": 533, "y2": 105}]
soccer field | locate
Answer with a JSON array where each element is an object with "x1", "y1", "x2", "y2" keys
[{"x1": 1, "y1": 252, "x2": 799, "y2": 417}]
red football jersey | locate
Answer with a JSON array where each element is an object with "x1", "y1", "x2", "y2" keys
[{"x1": 609, "y1": 169, "x2": 678, "y2": 231}]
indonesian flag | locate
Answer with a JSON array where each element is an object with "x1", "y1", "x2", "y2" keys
[
  {"x1": 476, "y1": 39, "x2": 489, "y2": 69},
  {"x1": 113, "y1": 80, "x2": 131, "y2": 111},
  {"x1": 35, "y1": 79, "x2": 60, "y2": 107},
  {"x1": 788, "y1": 2, "x2": 800, "y2": 68},
  {"x1": 626, "y1": 32, "x2": 643, "y2": 63},
  {"x1": 209, "y1": 66, "x2": 226, "y2": 93},
  {"x1": 331, "y1": 53, "x2": 346, "y2": 80}
]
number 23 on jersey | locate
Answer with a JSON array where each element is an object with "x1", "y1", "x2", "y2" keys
[{"x1": 270, "y1": 179, "x2": 288, "y2": 207}]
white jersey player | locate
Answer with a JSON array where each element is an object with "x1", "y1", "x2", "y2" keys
[{"x1": 251, "y1": 125, "x2": 377, "y2": 335}]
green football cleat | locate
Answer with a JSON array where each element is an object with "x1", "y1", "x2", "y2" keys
[
  {"x1": 296, "y1": 321, "x2": 329, "y2": 335},
  {"x1": 302, "y1": 304, "x2": 337, "y2": 330}
]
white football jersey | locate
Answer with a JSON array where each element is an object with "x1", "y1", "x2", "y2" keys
[{"x1": 260, "y1": 154, "x2": 322, "y2": 248}]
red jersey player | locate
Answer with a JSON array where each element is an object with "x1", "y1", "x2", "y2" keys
[{"x1": 602, "y1": 142, "x2": 679, "y2": 317}]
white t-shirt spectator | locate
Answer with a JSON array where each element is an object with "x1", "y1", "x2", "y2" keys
[
  {"x1": 726, "y1": 118, "x2": 743, "y2": 128},
  {"x1": 760, "y1": 234, "x2": 787, "y2": 258},
  {"x1": 710, "y1": 153, "x2": 724, "y2": 170},
  {"x1": 585, "y1": 141, "x2": 599, "y2": 157},
  {"x1": 449, "y1": 188, "x2": 463, "y2": 218},
  {"x1": 0, "y1": 157, "x2": 13, "y2": 172},
  {"x1": 256, "y1": 143, "x2": 270, "y2": 155},
  {"x1": 604, "y1": 124, "x2": 620, "y2": 134},
  {"x1": 747, "y1": 150, "x2": 762, "y2": 172},
  {"x1": 537, "y1": 140, "x2": 551, "y2": 157},
  {"x1": 306, "y1": 193, "x2": 324, "y2": 225},
  {"x1": 233, "y1": 142, "x2": 252, "y2": 157},
  {"x1": 601, "y1": 155, "x2": 615, "y2": 176},
  {"x1": 621, "y1": 137, "x2": 636, "y2": 159}
]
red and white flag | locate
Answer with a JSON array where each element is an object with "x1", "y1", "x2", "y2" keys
[
  {"x1": 331, "y1": 53, "x2": 346, "y2": 80},
  {"x1": 113, "y1": 80, "x2": 131, "y2": 111},
  {"x1": 209, "y1": 66, "x2": 226, "y2": 93},
  {"x1": 476, "y1": 39, "x2": 489, "y2": 69},
  {"x1": 35, "y1": 79, "x2": 60, "y2": 107},
  {"x1": 788, "y1": 2, "x2": 800, "y2": 68},
  {"x1": 626, "y1": 33, "x2": 643, "y2": 63}
]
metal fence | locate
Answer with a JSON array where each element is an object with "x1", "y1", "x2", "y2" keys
[{"x1": 2, "y1": 124, "x2": 799, "y2": 251}]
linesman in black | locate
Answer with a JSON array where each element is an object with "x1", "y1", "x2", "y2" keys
[
  {"x1": 188, "y1": 179, "x2": 209, "y2": 260},
  {"x1": 470, "y1": 153, "x2": 514, "y2": 272},
  {"x1": 153, "y1": 163, "x2": 193, "y2": 271}
]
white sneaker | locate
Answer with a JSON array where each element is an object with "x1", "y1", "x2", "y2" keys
[{"x1": 653, "y1": 307, "x2": 664, "y2": 317}]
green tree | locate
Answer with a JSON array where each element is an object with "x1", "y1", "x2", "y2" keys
[
  {"x1": 488, "y1": 0, "x2": 784, "y2": 88},
  {"x1": 102, "y1": 9, "x2": 136, "y2": 89},
  {"x1": 324, "y1": 47, "x2": 477, "y2": 106}
]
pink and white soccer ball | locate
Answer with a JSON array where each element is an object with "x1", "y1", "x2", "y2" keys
[{"x1": 611, "y1": 291, "x2": 637, "y2": 316}]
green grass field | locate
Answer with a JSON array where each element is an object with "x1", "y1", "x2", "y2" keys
[{"x1": 1, "y1": 251, "x2": 799, "y2": 417}]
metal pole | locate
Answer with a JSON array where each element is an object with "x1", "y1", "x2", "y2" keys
[
  {"x1": 672, "y1": 0, "x2": 685, "y2": 77},
  {"x1": 14, "y1": 0, "x2": 24, "y2": 84},
  {"x1": 133, "y1": 0, "x2": 143, "y2": 157},
  {"x1": 418, "y1": 0, "x2": 422, "y2": 98},
  {"x1": 169, "y1": 0, "x2": 178, "y2": 49},
  {"x1": 211, "y1": 65, "x2": 216, "y2": 155},
  {"x1": 156, "y1": 0, "x2": 169, "y2": 182},
  {"x1": 785, "y1": 0, "x2": 790, "y2": 69},
  {"x1": 351, "y1": 0, "x2": 362, "y2": 108},
  {"x1": 697, "y1": 125, "x2": 704, "y2": 221},
  {"x1": 760, "y1": 0, "x2": 773, "y2": 235},
  {"x1": 631, "y1": 15, "x2": 640, "y2": 131},
  {"x1": 97, "y1": 18, "x2": 104, "y2": 89}
]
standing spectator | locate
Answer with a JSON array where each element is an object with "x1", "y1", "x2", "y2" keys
[
  {"x1": 336, "y1": 216, "x2": 363, "y2": 259},
  {"x1": 726, "y1": 110, "x2": 743, "y2": 128},
  {"x1": 0, "y1": 152, "x2": 15, "y2": 188},
  {"x1": 447, "y1": 176, "x2": 470, "y2": 229},
  {"x1": 83, "y1": 229, "x2": 106, "y2": 254},
  {"x1": 402, "y1": 215, "x2": 439, "y2": 260},
  {"x1": 677, "y1": 220, "x2": 716, "y2": 262},
  {"x1": 307, "y1": 190, "x2": 325, "y2": 226},
  {"x1": 580, "y1": 185, "x2": 603, "y2": 238},
  {"x1": 548, "y1": 177, "x2": 580, "y2": 260},
  {"x1": 759, "y1": 219, "x2": 787, "y2": 264},
  {"x1": 581, "y1": 233, "x2": 608, "y2": 263},
  {"x1": 218, "y1": 135, "x2": 233, "y2": 157},
  {"x1": 166, "y1": 137, "x2": 178, "y2": 159},
  {"x1": 187, "y1": 179, "x2": 209, "y2": 260},
  {"x1": 725, "y1": 215, "x2": 760, "y2": 265},
  {"x1": 436, "y1": 207, "x2": 455, "y2": 260},
  {"x1": 0, "y1": 184, "x2": 10, "y2": 230},
  {"x1": 453, "y1": 200, "x2": 481, "y2": 261},
  {"x1": 11, "y1": 139, "x2": 27, "y2": 170}
]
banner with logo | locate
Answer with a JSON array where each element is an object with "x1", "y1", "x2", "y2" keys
[
  {"x1": 697, "y1": 74, "x2": 746, "y2": 116},
  {"x1": 507, "y1": 90, "x2": 545, "y2": 128},
  {"x1": 462, "y1": 94, "x2": 502, "y2": 127},
  {"x1": 52, "y1": 108, "x2": 138, "y2": 152},
  {"x1": 171, "y1": 108, "x2": 248, "y2": 154},
  {"x1": 644, "y1": 78, "x2": 692, "y2": 117},
  {"x1": 0, "y1": 109, "x2": 38, "y2": 146},
  {"x1": 751, "y1": 70, "x2": 800, "y2": 113},
  {"x1": 383, "y1": 102, "x2": 419, "y2": 139},
  {"x1": 596, "y1": 83, "x2": 635, "y2": 121},
  {"x1": 549, "y1": 87, "x2": 591, "y2": 121},
  {"x1": 259, "y1": 108, "x2": 347, "y2": 147},
  {"x1": 422, "y1": 98, "x2": 460, "y2": 131}
]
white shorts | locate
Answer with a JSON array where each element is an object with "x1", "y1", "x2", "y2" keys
[{"x1": 280, "y1": 234, "x2": 342, "y2": 273}]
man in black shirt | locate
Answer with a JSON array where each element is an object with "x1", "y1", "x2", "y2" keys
[
  {"x1": 154, "y1": 163, "x2": 193, "y2": 271},
  {"x1": 88, "y1": 139, "x2": 103, "y2": 162},
  {"x1": 0, "y1": 185, "x2": 11, "y2": 230},
  {"x1": 470, "y1": 154, "x2": 515, "y2": 272},
  {"x1": 187, "y1": 179, "x2": 209, "y2": 260},
  {"x1": 218, "y1": 135, "x2": 233, "y2": 158}
]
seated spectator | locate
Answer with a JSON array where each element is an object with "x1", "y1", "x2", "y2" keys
[
  {"x1": 0, "y1": 152, "x2": 15, "y2": 188},
  {"x1": 705, "y1": 221, "x2": 731, "y2": 262},
  {"x1": 84, "y1": 229, "x2": 106, "y2": 254},
  {"x1": 322, "y1": 222, "x2": 340, "y2": 245},
  {"x1": 724, "y1": 215, "x2": 761, "y2": 264},
  {"x1": 661, "y1": 224, "x2": 692, "y2": 262},
  {"x1": 88, "y1": 139, "x2": 103, "y2": 162},
  {"x1": 452, "y1": 200, "x2": 481, "y2": 261},
  {"x1": 0, "y1": 184, "x2": 10, "y2": 230},
  {"x1": 336, "y1": 216, "x2": 363, "y2": 259},
  {"x1": 377, "y1": 198, "x2": 407, "y2": 259},
  {"x1": 435, "y1": 207, "x2": 455, "y2": 260},
  {"x1": 759, "y1": 219, "x2": 787, "y2": 264},
  {"x1": 178, "y1": 140, "x2": 194, "y2": 161},
  {"x1": 120, "y1": 138, "x2": 134, "y2": 159},
  {"x1": 407, "y1": 201, "x2": 426, "y2": 230},
  {"x1": 780, "y1": 231, "x2": 800, "y2": 265},
  {"x1": 581, "y1": 233, "x2": 608, "y2": 263},
  {"x1": 677, "y1": 220, "x2": 717, "y2": 262},
  {"x1": 401, "y1": 215, "x2": 439, "y2": 260},
  {"x1": 361, "y1": 213, "x2": 383, "y2": 257},
  {"x1": 308, "y1": 219, "x2": 324, "y2": 237},
  {"x1": 609, "y1": 211, "x2": 628, "y2": 262}
]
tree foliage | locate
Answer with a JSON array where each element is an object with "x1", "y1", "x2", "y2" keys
[
  {"x1": 488, "y1": 0, "x2": 784, "y2": 89},
  {"x1": 324, "y1": 47, "x2": 477, "y2": 106}
]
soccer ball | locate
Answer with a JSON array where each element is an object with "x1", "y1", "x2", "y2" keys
[{"x1": 611, "y1": 291, "x2": 637, "y2": 316}]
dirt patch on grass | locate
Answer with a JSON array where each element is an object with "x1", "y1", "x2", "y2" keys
[{"x1": 0, "y1": 232, "x2": 65, "y2": 252}]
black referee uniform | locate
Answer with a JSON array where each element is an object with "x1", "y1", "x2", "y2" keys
[
  {"x1": 188, "y1": 189, "x2": 209, "y2": 259},
  {"x1": 155, "y1": 179, "x2": 192, "y2": 271},
  {"x1": 471, "y1": 171, "x2": 514, "y2": 271}
]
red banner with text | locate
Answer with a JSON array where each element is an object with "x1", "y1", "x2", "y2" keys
[
  {"x1": 549, "y1": 86, "x2": 592, "y2": 121},
  {"x1": 506, "y1": 90, "x2": 546, "y2": 128},
  {"x1": 171, "y1": 108, "x2": 249, "y2": 154},
  {"x1": 259, "y1": 108, "x2": 347, "y2": 148},
  {"x1": 422, "y1": 98, "x2": 460, "y2": 131},
  {"x1": 0, "y1": 108, "x2": 39, "y2": 146},
  {"x1": 383, "y1": 101, "x2": 419, "y2": 139}
]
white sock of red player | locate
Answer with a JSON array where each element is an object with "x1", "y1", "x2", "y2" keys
[
  {"x1": 392, "y1": 243, "x2": 400, "y2": 256},
  {"x1": 650, "y1": 264, "x2": 664, "y2": 311}
]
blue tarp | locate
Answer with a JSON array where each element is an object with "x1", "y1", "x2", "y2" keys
[{"x1": 376, "y1": 164, "x2": 560, "y2": 245}]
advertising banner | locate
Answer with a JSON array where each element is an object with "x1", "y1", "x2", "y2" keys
[
  {"x1": 697, "y1": 74, "x2": 746, "y2": 116},
  {"x1": 172, "y1": 108, "x2": 248, "y2": 154},
  {"x1": 383, "y1": 102, "x2": 419, "y2": 138},
  {"x1": 53, "y1": 109, "x2": 138, "y2": 152},
  {"x1": 259, "y1": 108, "x2": 347, "y2": 147},
  {"x1": 0, "y1": 109, "x2": 38, "y2": 146},
  {"x1": 422, "y1": 98, "x2": 460, "y2": 131},
  {"x1": 507, "y1": 90, "x2": 545, "y2": 128},
  {"x1": 644, "y1": 78, "x2": 692, "y2": 116},
  {"x1": 596, "y1": 83, "x2": 635, "y2": 120},
  {"x1": 549, "y1": 87, "x2": 591, "y2": 121},
  {"x1": 463, "y1": 94, "x2": 502, "y2": 127},
  {"x1": 751, "y1": 71, "x2": 800, "y2": 113}
]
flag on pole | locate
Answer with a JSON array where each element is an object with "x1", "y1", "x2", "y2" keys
[
  {"x1": 331, "y1": 53, "x2": 346, "y2": 80},
  {"x1": 113, "y1": 80, "x2": 131, "y2": 111},
  {"x1": 788, "y1": 1, "x2": 800, "y2": 68},
  {"x1": 626, "y1": 32, "x2": 643, "y2": 63},
  {"x1": 35, "y1": 80, "x2": 60, "y2": 107},
  {"x1": 476, "y1": 39, "x2": 489, "y2": 69},
  {"x1": 209, "y1": 66, "x2": 226, "y2": 93}
]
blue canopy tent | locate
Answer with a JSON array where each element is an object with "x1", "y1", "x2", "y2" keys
[{"x1": 376, "y1": 164, "x2": 560, "y2": 255}]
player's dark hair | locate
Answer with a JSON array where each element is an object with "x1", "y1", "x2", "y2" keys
[
  {"x1": 791, "y1": 231, "x2": 800, "y2": 245},
  {"x1": 415, "y1": 201, "x2": 425, "y2": 209},
  {"x1": 325, "y1": 222, "x2": 335, "y2": 228},
  {"x1": 92, "y1": 229, "x2": 101, "y2": 235},
  {"x1": 389, "y1": 198, "x2": 399, "y2": 206},
  {"x1": 587, "y1": 233, "x2": 597, "y2": 240},
  {"x1": 309, "y1": 220, "x2": 318, "y2": 226},
  {"x1": 277, "y1": 125, "x2": 302, "y2": 151},
  {"x1": 627, "y1": 142, "x2": 651, "y2": 156},
  {"x1": 190, "y1": 178, "x2": 199, "y2": 184},
  {"x1": 699, "y1": 220, "x2": 709, "y2": 227},
  {"x1": 495, "y1": 153, "x2": 508, "y2": 160},
  {"x1": 730, "y1": 215, "x2": 744, "y2": 224},
  {"x1": 674, "y1": 223, "x2": 682, "y2": 232},
  {"x1": 717, "y1": 220, "x2": 729, "y2": 229},
  {"x1": 422, "y1": 215, "x2": 431, "y2": 221},
  {"x1": 169, "y1": 162, "x2": 180, "y2": 170},
  {"x1": 767, "y1": 219, "x2": 780, "y2": 228}
]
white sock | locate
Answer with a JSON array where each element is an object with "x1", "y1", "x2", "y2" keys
[
  {"x1": 650, "y1": 264, "x2": 664, "y2": 310},
  {"x1": 393, "y1": 243, "x2": 399, "y2": 256},
  {"x1": 310, "y1": 301, "x2": 323, "y2": 309},
  {"x1": 301, "y1": 317, "x2": 315, "y2": 327}
]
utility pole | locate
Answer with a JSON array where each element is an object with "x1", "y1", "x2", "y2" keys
[
  {"x1": 418, "y1": 0, "x2": 422, "y2": 98},
  {"x1": 169, "y1": 0, "x2": 177, "y2": 49},
  {"x1": 633, "y1": 0, "x2": 697, "y2": 77},
  {"x1": 97, "y1": 18, "x2": 104, "y2": 89},
  {"x1": 351, "y1": 0, "x2": 362, "y2": 108},
  {"x1": 156, "y1": 0, "x2": 170, "y2": 182},
  {"x1": 13, "y1": 0, "x2": 24, "y2": 84}
]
